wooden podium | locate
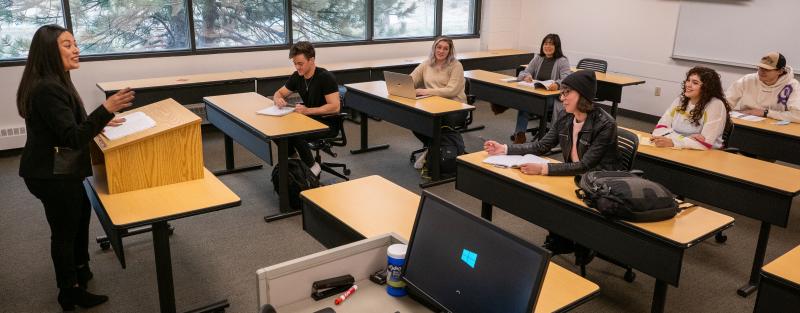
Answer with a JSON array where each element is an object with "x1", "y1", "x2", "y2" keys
[{"x1": 91, "y1": 98, "x2": 204, "y2": 194}]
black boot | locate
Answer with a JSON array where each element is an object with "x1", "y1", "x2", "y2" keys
[
  {"x1": 77, "y1": 264, "x2": 93, "y2": 290},
  {"x1": 58, "y1": 287, "x2": 108, "y2": 311}
]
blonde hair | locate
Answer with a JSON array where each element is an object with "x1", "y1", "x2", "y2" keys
[{"x1": 428, "y1": 37, "x2": 456, "y2": 67}]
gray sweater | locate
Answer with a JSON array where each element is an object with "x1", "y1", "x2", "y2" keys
[{"x1": 517, "y1": 54, "x2": 572, "y2": 86}]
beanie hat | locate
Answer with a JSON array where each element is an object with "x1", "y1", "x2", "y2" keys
[{"x1": 561, "y1": 69, "x2": 597, "y2": 101}]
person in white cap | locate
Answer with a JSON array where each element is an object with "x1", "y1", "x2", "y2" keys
[{"x1": 726, "y1": 52, "x2": 800, "y2": 122}]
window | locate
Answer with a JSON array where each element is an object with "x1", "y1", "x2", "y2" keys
[
  {"x1": 68, "y1": 0, "x2": 191, "y2": 55},
  {"x1": 193, "y1": 0, "x2": 286, "y2": 49},
  {"x1": 442, "y1": 0, "x2": 475, "y2": 35},
  {"x1": 0, "y1": 0, "x2": 65, "y2": 60},
  {"x1": 292, "y1": 0, "x2": 366, "y2": 43},
  {"x1": 373, "y1": 0, "x2": 435, "y2": 39}
]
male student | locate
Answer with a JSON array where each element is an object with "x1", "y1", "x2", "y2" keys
[
  {"x1": 273, "y1": 41, "x2": 341, "y2": 175},
  {"x1": 727, "y1": 52, "x2": 800, "y2": 122}
]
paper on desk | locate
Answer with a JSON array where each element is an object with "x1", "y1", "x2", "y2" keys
[
  {"x1": 516, "y1": 80, "x2": 554, "y2": 89},
  {"x1": 500, "y1": 77, "x2": 519, "y2": 82},
  {"x1": 772, "y1": 120, "x2": 791, "y2": 125},
  {"x1": 637, "y1": 134, "x2": 655, "y2": 146},
  {"x1": 483, "y1": 154, "x2": 549, "y2": 168},
  {"x1": 102, "y1": 111, "x2": 156, "y2": 141},
  {"x1": 729, "y1": 111, "x2": 765, "y2": 122},
  {"x1": 257, "y1": 105, "x2": 295, "y2": 117}
]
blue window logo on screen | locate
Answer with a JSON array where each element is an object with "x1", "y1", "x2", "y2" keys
[{"x1": 460, "y1": 249, "x2": 478, "y2": 268}]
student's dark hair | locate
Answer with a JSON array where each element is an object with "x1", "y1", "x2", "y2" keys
[
  {"x1": 576, "y1": 96, "x2": 594, "y2": 113},
  {"x1": 17, "y1": 24, "x2": 82, "y2": 119},
  {"x1": 289, "y1": 41, "x2": 315, "y2": 60},
  {"x1": 539, "y1": 33, "x2": 564, "y2": 60},
  {"x1": 679, "y1": 66, "x2": 732, "y2": 126}
]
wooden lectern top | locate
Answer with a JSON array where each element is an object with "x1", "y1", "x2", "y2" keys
[{"x1": 93, "y1": 98, "x2": 200, "y2": 152}]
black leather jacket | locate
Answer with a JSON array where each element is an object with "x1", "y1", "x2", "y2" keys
[{"x1": 507, "y1": 108, "x2": 620, "y2": 176}]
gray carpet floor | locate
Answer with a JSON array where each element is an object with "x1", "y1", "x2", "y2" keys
[{"x1": 1, "y1": 94, "x2": 798, "y2": 313}]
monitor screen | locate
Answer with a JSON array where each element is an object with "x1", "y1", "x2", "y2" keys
[{"x1": 402, "y1": 192, "x2": 551, "y2": 313}]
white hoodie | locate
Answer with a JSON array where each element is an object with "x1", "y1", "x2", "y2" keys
[{"x1": 726, "y1": 66, "x2": 800, "y2": 122}]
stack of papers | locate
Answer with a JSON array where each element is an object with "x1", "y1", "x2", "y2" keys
[
  {"x1": 483, "y1": 154, "x2": 549, "y2": 168},
  {"x1": 257, "y1": 106, "x2": 294, "y2": 116},
  {"x1": 730, "y1": 111, "x2": 765, "y2": 122},
  {"x1": 102, "y1": 111, "x2": 157, "y2": 141}
]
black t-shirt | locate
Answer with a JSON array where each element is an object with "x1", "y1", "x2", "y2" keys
[{"x1": 284, "y1": 67, "x2": 339, "y2": 108}]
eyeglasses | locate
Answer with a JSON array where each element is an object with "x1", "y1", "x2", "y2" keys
[{"x1": 560, "y1": 88, "x2": 573, "y2": 97}]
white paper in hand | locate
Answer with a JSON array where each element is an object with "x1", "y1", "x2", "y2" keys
[
  {"x1": 102, "y1": 111, "x2": 157, "y2": 141},
  {"x1": 257, "y1": 106, "x2": 294, "y2": 116},
  {"x1": 483, "y1": 154, "x2": 549, "y2": 168}
]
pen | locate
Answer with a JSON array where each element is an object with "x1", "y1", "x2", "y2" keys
[{"x1": 334, "y1": 285, "x2": 358, "y2": 305}]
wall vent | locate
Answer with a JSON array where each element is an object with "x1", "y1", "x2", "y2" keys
[{"x1": 0, "y1": 126, "x2": 26, "y2": 138}]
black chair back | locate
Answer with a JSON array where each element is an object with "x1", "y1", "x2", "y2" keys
[
  {"x1": 616, "y1": 127, "x2": 639, "y2": 171},
  {"x1": 577, "y1": 58, "x2": 608, "y2": 74}
]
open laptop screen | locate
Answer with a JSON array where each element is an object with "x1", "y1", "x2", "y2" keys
[{"x1": 402, "y1": 192, "x2": 550, "y2": 313}]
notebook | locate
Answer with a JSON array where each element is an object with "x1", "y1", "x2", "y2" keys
[
  {"x1": 482, "y1": 154, "x2": 549, "y2": 168},
  {"x1": 516, "y1": 79, "x2": 555, "y2": 89}
]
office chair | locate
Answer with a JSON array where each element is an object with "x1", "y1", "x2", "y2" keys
[
  {"x1": 576, "y1": 127, "x2": 639, "y2": 282},
  {"x1": 308, "y1": 90, "x2": 351, "y2": 181},
  {"x1": 577, "y1": 58, "x2": 608, "y2": 73},
  {"x1": 712, "y1": 118, "x2": 738, "y2": 243}
]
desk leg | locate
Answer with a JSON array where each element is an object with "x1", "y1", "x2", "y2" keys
[
  {"x1": 152, "y1": 221, "x2": 176, "y2": 313},
  {"x1": 651, "y1": 280, "x2": 668, "y2": 313},
  {"x1": 212, "y1": 134, "x2": 263, "y2": 176},
  {"x1": 738, "y1": 222, "x2": 771, "y2": 297},
  {"x1": 420, "y1": 118, "x2": 455, "y2": 188},
  {"x1": 610, "y1": 101, "x2": 619, "y2": 119},
  {"x1": 536, "y1": 97, "x2": 554, "y2": 140},
  {"x1": 264, "y1": 138, "x2": 301, "y2": 223},
  {"x1": 481, "y1": 202, "x2": 493, "y2": 221},
  {"x1": 350, "y1": 112, "x2": 390, "y2": 154}
]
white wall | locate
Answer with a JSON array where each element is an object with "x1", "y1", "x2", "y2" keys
[
  {"x1": 0, "y1": 39, "x2": 480, "y2": 149},
  {"x1": 516, "y1": 0, "x2": 756, "y2": 118}
]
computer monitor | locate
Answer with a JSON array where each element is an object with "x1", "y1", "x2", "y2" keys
[{"x1": 402, "y1": 192, "x2": 551, "y2": 313}]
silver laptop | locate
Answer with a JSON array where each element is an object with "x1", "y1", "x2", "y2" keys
[{"x1": 384, "y1": 71, "x2": 431, "y2": 100}]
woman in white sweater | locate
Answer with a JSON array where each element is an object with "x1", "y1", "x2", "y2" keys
[
  {"x1": 652, "y1": 66, "x2": 731, "y2": 150},
  {"x1": 726, "y1": 52, "x2": 799, "y2": 122}
]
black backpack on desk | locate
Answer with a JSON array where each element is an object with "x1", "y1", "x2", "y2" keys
[
  {"x1": 575, "y1": 171, "x2": 679, "y2": 222},
  {"x1": 271, "y1": 159, "x2": 320, "y2": 212}
]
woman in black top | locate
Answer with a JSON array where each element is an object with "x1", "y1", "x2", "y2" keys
[{"x1": 17, "y1": 25, "x2": 134, "y2": 310}]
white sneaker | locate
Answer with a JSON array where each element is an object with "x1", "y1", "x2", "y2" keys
[{"x1": 413, "y1": 150, "x2": 427, "y2": 169}]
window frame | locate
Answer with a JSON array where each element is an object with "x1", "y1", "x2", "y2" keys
[{"x1": 0, "y1": 0, "x2": 481, "y2": 67}]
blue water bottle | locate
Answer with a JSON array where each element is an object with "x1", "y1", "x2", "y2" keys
[{"x1": 386, "y1": 243, "x2": 408, "y2": 297}]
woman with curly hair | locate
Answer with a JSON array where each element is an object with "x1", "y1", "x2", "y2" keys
[{"x1": 651, "y1": 66, "x2": 731, "y2": 150}]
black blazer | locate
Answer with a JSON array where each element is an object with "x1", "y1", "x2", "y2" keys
[
  {"x1": 19, "y1": 78, "x2": 114, "y2": 179},
  {"x1": 507, "y1": 107, "x2": 621, "y2": 176}
]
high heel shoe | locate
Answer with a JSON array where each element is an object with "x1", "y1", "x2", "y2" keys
[
  {"x1": 58, "y1": 287, "x2": 108, "y2": 311},
  {"x1": 77, "y1": 265, "x2": 93, "y2": 290}
]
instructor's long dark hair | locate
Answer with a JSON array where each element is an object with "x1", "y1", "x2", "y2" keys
[{"x1": 17, "y1": 24, "x2": 82, "y2": 119}]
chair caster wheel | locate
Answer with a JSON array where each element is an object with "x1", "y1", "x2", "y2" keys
[
  {"x1": 624, "y1": 270, "x2": 636, "y2": 282},
  {"x1": 715, "y1": 232, "x2": 727, "y2": 243},
  {"x1": 100, "y1": 242, "x2": 111, "y2": 251}
]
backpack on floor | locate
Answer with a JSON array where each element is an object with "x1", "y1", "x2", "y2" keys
[
  {"x1": 574, "y1": 171, "x2": 679, "y2": 222},
  {"x1": 427, "y1": 129, "x2": 466, "y2": 178},
  {"x1": 271, "y1": 159, "x2": 320, "y2": 212}
]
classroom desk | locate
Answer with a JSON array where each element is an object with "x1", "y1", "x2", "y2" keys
[
  {"x1": 464, "y1": 70, "x2": 560, "y2": 138},
  {"x1": 203, "y1": 92, "x2": 328, "y2": 221},
  {"x1": 300, "y1": 175, "x2": 600, "y2": 312},
  {"x1": 755, "y1": 245, "x2": 800, "y2": 312},
  {"x1": 728, "y1": 117, "x2": 800, "y2": 165},
  {"x1": 455, "y1": 151, "x2": 735, "y2": 313},
  {"x1": 517, "y1": 65, "x2": 646, "y2": 118},
  {"x1": 343, "y1": 81, "x2": 474, "y2": 187},
  {"x1": 84, "y1": 168, "x2": 241, "y2": 313},
  {"x1": 97, "y1": 71, "x2": 255, "y2": 107},
  {"x1": 625, "y1": 128, "x2": 800, "y2": 297}
]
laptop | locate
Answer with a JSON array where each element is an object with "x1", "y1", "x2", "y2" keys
[
  {"x1": 384, "y1": 71, "x2": 431, "y2": 100},
  {"x1": 402, "y1": 192, "x2": 551, "y2": 313}
]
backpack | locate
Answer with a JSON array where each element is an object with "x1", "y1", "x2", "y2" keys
[
  {"x1": 427, "y1": 129, "x2": 466, "y2": 177},
  {"x1": 271, "y1": 159, "x2": 320, "y2": 212},
  {"x1": 574, "y1": 171, "x2": 680, "y2": 222}
]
